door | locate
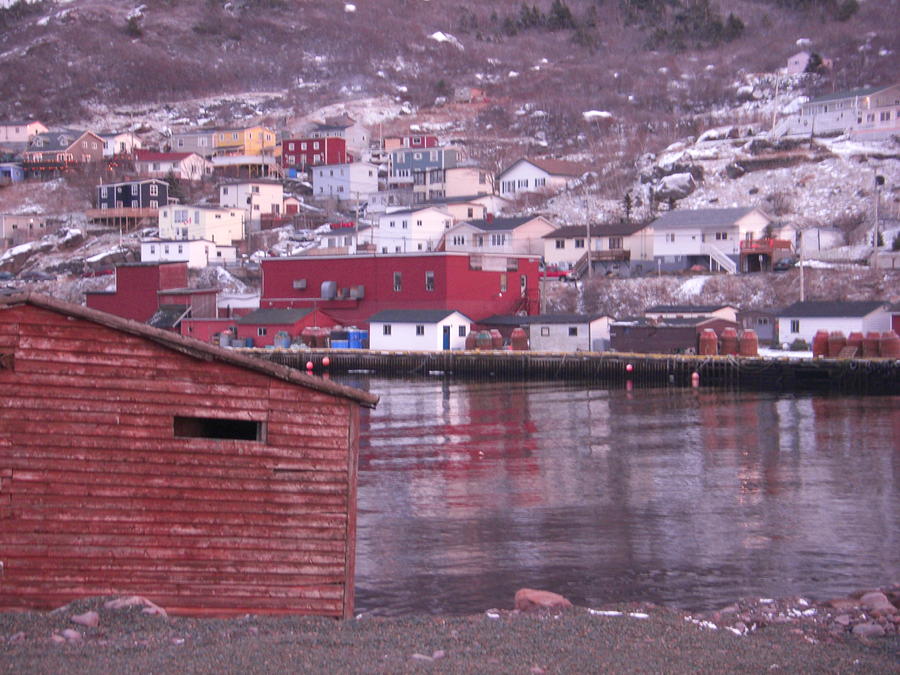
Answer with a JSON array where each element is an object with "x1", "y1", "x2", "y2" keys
[{"x1": 442, "y1": 325, "x2": 450, "y2": 350}]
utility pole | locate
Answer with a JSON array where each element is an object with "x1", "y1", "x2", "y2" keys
[
  {"x1": 874, "y1": 174, "x2": 884, "y2": 247},
  {"x1": 799, "y1": 230, "x2": 805, "y2": 302},
  {"x1": 585, "y1": 219, "x2": 592, "y2": 279}
]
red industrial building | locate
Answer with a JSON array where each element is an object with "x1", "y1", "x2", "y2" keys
[
  {"x1": 0, "y1": 292, "x2": 377, "y2": 616},
  {"x1": 86, "y1": 262, "x2": 217, "y2": 329},
  {"x1": 281, "y1": 137, "x2": 350, "y2": 172},
  {"x1": 260, "y1": 252, "x2": 542, "y2": 327}
]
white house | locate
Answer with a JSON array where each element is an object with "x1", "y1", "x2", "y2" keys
[
  {"x1": 158, "y1": 204, "x2": 245, "y2": 244},
  {"x1": 496, "y1": 157, "x2": 590, "y2": 199},
  {"x1": 775, "y1": 83, "x2": 900, "y2": 140},
  {"x1": 649, "y1": 207, "x2": 772, "y2": 273},
  {"x1": 133, "y1": 150, "x2": 211, "y2": 181},
  {"x1": 480, "y1": 313, "x2": 614, "y2": 352},
  {"x1": 0, "y1": 120, "x2": 47, "y2": 144},
  {"x1": 98, "y1": 131, "x2": 142, "y2": 157},
  {"x1": 141, "y1": 238, "x2": 237, "y2": 268},
  {"x1": 311, "y1": 162, "x2": 378, "y2": 201},
  {"x1": 368, "y1": 309, "x2": 473, "y2": 351},
  {"x1": 777, "y1": 300, "x2": 892, "y2": 347},
  {"x1": 219, "y1": 180, "x2": 284, "y2": 231},
  {"x1": 445, "y1": 215, "x2": 556, "y2": 256},
  {"x1": 413, "y1": 165, "x2": 490, "y2": 203},
  {"x1": 542, "y1": 222, "x2": 653, "y2": 276},
  {"x1": 373, "y1": 206, "x2": 453, "y2": 254}
]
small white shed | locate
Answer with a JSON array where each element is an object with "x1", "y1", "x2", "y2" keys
[{"x1": 368, "y1": 309, "x2": 473, "y2": 351}]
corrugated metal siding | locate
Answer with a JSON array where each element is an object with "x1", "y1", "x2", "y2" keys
[{"x1": 0, "y1": 304, "x2": 358, "y2": 616}]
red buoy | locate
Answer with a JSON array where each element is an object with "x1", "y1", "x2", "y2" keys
[
  {"x1": 322, "y1": 356, "x2": 331, "y2": 368},
  {"x1": 626, "y1": 363, "x2": 633, "y2": 373},
  {"x1": 306, "y1": 361, "x2": 314, "y2": 371},
  {"x1": 691, "y1": 372, "x2": 700, "y2": 388}
]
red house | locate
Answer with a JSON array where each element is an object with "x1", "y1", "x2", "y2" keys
[
  {"x1": 235, "y1": 307, "x2": 338, "y2": 347},
  {"x1": 0, "y1": 292, "x2": 378, "y2": 616},
  {"x1": 282, "y1": 137, "x2": 350, "y2": 172},
  {"x1": 260, "y1": 252, "x2": 541, "y2": 328},
  {"x1": 86, "y1": 262, "x2": 217, "y2": 329}
]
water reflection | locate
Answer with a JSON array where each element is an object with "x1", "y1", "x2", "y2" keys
[{"x1": 345, "y1": 377, "x2": 899, "y2": 616}]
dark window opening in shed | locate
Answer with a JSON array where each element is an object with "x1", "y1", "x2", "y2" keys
[{"x1": 174, "y1": 416, "x2": 264, "y2": 442}]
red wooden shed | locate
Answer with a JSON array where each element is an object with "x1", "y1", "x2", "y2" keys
[{"x1": 0, "y1": 292, "x2": 378, "y2": 617}]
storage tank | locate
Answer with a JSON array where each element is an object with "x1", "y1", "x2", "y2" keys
[
  {"x1": 510, "y1": 327, "x2": 529, "y2": 351},
  {"x1": 862, "y1": 331, "x2": 881, "y2": 358},
  {"x1": 698, "y1": 329, "x2": 718, "y2": 356},
  {"x1": 720, "y1": 327, "x2": 739, "y2": 355},
  {"x1": 739, "y1": 329, "x2": 759, "y2": 357},
  {"x1": 320, "y1": 280, "x2": 337, "y2": 300},
  {"x1": 490, "y1": 329, "x2": 503, "y2": 349},
  {"x1": 464, "y1": 331, "x2": 478, "y2": 350},
  {"x1": 475, "y1": 330, "x2": 493, "y2": 350},
  {"x1": 826, "y1": 331, "x2": 846, "y2": 358},
  {"x1": 812, "y1": 330, "x2": 829, "y2": 358},
  {"x1": 219, "y1": 330, "x2": 232, "y2": 348},
  {"x1": 879, "y1": 331, "x2": 900, "y2": 358}
]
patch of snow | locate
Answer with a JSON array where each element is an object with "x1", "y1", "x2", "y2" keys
[
  {"x1": 344, "y1": 3, "x2": 356, "y2": 12},
  {"x1": 583, "y1": 110, "x2": 613, "y2": 122},
  {"x1": 85, "y1": 248, "x2": 124, "y2": 263},
  {"x1": 508, "y1": 71, "x2": 519, "y2": 78},
  {"x1": 0, "y1": 242, "x2": 35, "y2": 262},
  {"x1": 428, "y1": 32, "x2": 464, "y2": 50},
  {"x1": 588, "y1": 609, "x2": 623, "y2": 616},
  {"x1": 677, "y1": 276, "x2": 709, "y2": 298}
]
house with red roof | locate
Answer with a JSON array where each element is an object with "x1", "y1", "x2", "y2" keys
[{"x1": 133, "y1": 150, "x2": 212, "y2": 181}]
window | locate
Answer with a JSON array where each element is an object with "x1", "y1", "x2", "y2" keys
[
  {"x1": 100, "y1": 186, "x2": 108, "y2": 198},
  {"x1": 609, "y1": 236, "x2": 623, "y2": 249},
  {"x1": 425, "y1": 270, "x2": 435, "y2": 291},
  {"x1": 568, "y1": 327, "x2": 578, "y2": 337},
  {"x1": 177, "y1": 245, "x2": 184, "y2": 254},
  {"x1": 383, "y1": 324, "x2": 392, "y2": 335},
  {"x1": 575, "y1": 239, "x2": 585, "y2": 249},
  {"x1": 174, "y1": 416, "x2": 264, "y2": 442},
  {"x1": 416, "y1": 325, "x2": 425, "y2": 336},
  {"x1": 715, "y1": 232, "x2": 728, "y2": 241},
  {"x1": 500, "y1": 273, "x2": 507, "y2": 293},
  {"x1": 257, "y1": 327, "x2": 267, "y2": 337},
  {"x1": 666, "y1": 233, "x2": 676, "y2": 243},
  {"x1": 790, "y1": 319, "x2": 800, "y2": 333},
  {"x1": 459, "y1": 326, "x2": 466, "y2": 337},
  {"x1": 452, "y1": 235, "x2": 465, "y2": 246},
  {"x1": 149, "y1": 200, "x2": 158, "y2": 208},
  {"x1": 535, "y1": 177, "x2": 546, "y2": 187},
  {"x1": 149, "y1": 183, "x2": 159, "y2": 196},
  {"x1": 393, "y1": 272, "x2": 402, "y2": 292},
  {"x1": 467, "y1": 208, "x2": 474, "y2": 218},
  {"x1": 402, "y1": 220, "x2": 408, "y2": 229},
  {"x1": 490, "y1": 233, "x2": 506, "y2": 247},
  {"x1": 541, "y1": 327, "x2": 550, "y2": 336},
  {"x1": 555, "y1": 240, "x2": 565, "y2": 249}
]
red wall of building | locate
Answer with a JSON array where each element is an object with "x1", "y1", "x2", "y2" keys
[
  {"x1": 282, "y1": 137, "x2": 348, "y2": 170},
  {"x1": 86, "y1": 263, "x2": 189, "y2": 323},
  {"x1": 181, "y1": 318, "x2": 235, "y2": 344},
  {"x1": 260, "y1": 253, "x2": 541, "y2": 327},
  {"x1": 236, "y1": 310, "x2": 338, "y2": 347}
]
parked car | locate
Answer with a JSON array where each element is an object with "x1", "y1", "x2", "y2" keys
[
  {"x1": 19, "y1": 270, "x2": 55, "y2": 282},
  {"x1": 773, "y1": 256, "x2": 798, "y2": 272}
]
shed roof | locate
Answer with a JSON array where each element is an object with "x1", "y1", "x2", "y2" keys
[
  {"x1": 649, "y1": 207, "x2": 763, "y2": 230},
  {"x1": 0, "y1": 293, "x2": 378, "y2": 407},
  {"x1": 807, "y1": 84, "x2": 894, "y2": 104},
  {"x1": 462, "y1": 216, "x2": 540, "y2": 232},
  {"x1": 645, "y1": 304, "x2": 737, "y2": 313},
  {"x1": 134, "y1": 150, "x2": 195, "y2": 162},
  {"x1": 237, "y1": 308, "x2": 316, "y2": 325},
  {"x1": 368, "y1": 309, "x2": 468, "y2": 323},
  {"x1": 481, "y1": 313, "x2": 610, "y2": 326},
  {"x1": 545, "y1": 223, "x2": 646, "y2": 238},
  {"x1": 777, "y1": 300, "x2": 888, "y2": 318},
  {"x1": 503, "y1": 157, "x2": 589, "y2": 178}
]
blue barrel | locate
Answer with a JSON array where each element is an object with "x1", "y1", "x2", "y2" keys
[
  {"x1": 348, "y1": 329, "x2": 362, "y2": 349},
  {"x1": 331, "y1": 339, "x2": 349, "y2": 349},
  {"x1": 245, "y1": 337, "x2": 254, "y2": 348},
  {"x1": 274, "y1": 332, "x2": 291, "y2": 348},
  {"x1": 359, "y1": 330, "x2": 369, "y2": 349}
]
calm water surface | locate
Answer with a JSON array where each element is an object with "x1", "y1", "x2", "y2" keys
[{"x1": 341, "y1": 377, "x2": 899, "y2": 616}]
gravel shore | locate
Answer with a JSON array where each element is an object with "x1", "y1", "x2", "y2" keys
[{"x1": 1, "y1": 594, "x2": 898, "y2": 674}]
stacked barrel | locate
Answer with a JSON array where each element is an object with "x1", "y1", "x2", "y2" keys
[{"x1": 811, "y1": 329, "x2": 899, "y2": 358}]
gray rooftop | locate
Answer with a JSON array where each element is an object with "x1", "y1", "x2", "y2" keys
[
  {"x1": 649, "y1": 207, "x2": 762, "y2": 230},
  {"x1": 777, "y1": 301, "x2": 889, "y2": 318},
  {"x1": 368, "y1": 309, "x2": 467, "y2": 323},
  {"x1": 237, "y1": 308, "x2": 316, "y2": 325},
  {"x1": 481, "y1": 313, "x2": 609, "y2": 326}
]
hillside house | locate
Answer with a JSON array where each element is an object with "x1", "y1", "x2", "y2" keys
[
  {"x1": 381, "y1": 134, "x2": 439, "y2": 152},
  {"x1": 259, "y1": 251, "x2": 542, "y2": 327},
  {"x1": 445, "y1": 215, "x2": 556, "y2": 257},
  {"x1": 282, "y1": 136, "x2": 350, "y2": 174},
  {"x1": 365, "y1": 188, "x2": 415, "y2": 215},
  {"x1": 212, "y1": 125, "x2": 277, "y2": 157},
  {"x1": 311, "y1": 162, "x2": 378, "y2": 202},
  {"x1": 0, "y1": 163, "x2": 24, "y2": 186},
  {"x1": 134, "y1": 150, "x2": 212, "y2": 181},
  {"x1": 96, "y1": 179, "x2": 168, "y2": 210},
  {"x1": 98, "y1": 131, "x2": 142, "y2": 157},
  {"x1": 170, "y1": 128, "x2": 217, "y2": 158},
  {"x1": 777, "y1": 300, "x2": 892, "y2": 347},
  {"x1": 0, "y1": 292, "x2": 376, "y2": 616},
  {"x1": 141, "y1": 238, "x2": 237, "y2": 268},
  {"x1": 479, "y1": 313, "x2": 614, "y2": 352},
  {"x1": 369, "y1": 309, "x2": 473, "y2": 351},
  {"x1": 497, "y1": 157, "x2": 590, "y2": 199},
  {"x1": 0, "y1": 214, "x2": 62, "y2": 250},
  {"x1": 307, "y1": 115, "x2": 369, "y2": 156},
  {"x1": 219, "y1": 180, "x2": 283, "y2": 231},
  {"x1": 648, "y1": 207, "x2": 773, "y2": 273},
  {"x1": 373, "y1": 206, "x2": 453, "y2": 253},
  {"x1": 158, "y1": 204, "x2": 245, "y2": 245},
  {"x1": 776, "y1": 83, "x2": 900, "y2": 140},
  {"x1": 0, "y1": 120, "x2": 47, "y2": 144},
  {"x1": 22, "y1": 129, "x2": 105, "y2": 174},
  {"x1": 389, "y1": 147, "x2": 458, "y2": 189},
  {"x1": 412, "y1": 165, "x2": 490, "y2": 203},
  {"x1": 542, "y1": 222, "x2": 652, "y2": 278}
]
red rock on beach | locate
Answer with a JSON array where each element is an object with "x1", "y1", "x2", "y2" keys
[{"x1": 514, "y1": 589, "x2": 573, "y2": 612}]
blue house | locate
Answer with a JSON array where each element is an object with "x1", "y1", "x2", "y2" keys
[
  {"x1": 96, "y1": 178, "x2": 169, "y2": 210},
  {"x1": 389, "y1": 147, "x2": 458, "y2": 188},
  {"x1": 0, "y1": 163, "x2": 24, "y2": 185}
]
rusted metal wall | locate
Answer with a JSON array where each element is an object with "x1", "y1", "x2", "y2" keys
[{"x1": 0, "y1": 303, "x2": 360, "y2": 617}]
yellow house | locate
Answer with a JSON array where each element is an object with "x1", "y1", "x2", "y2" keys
[{"x1": 213, "y1": 125, "x2": 276, "y2": 157}]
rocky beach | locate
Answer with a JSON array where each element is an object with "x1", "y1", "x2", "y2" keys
[{"x1": 1, "y1": 587, "x2": 898, "y2": 674}]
